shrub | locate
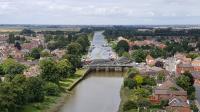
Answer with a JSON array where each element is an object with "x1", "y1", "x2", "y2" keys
[
  {"x1": 123, "y1": 100, "x2": 137, "y2": 111},
  {"x1": 124, "y1": 78, "x2": 135, "y2": 89},
  {"x1": 44, "y1": 82, "x2": 60, "y2": 96}
]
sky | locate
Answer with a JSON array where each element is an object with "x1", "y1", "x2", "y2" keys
[{"x1": 0, "y1": 0, "x2": 200, "y2": 25}]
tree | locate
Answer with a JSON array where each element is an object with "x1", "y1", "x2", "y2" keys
[
  {"x1": 143, "y1": 76, "x2": 156, "y2": 86},
  {"x1": 124, "y1": 78, "x2": 136, "y2": 89},
  {"x1": 0, "y1": 82, "x2": 18, "y2": 112},
  {"x1": 123, "y1": 101, "x2": 137, "y2": 111},
  {"x1": 182, "y1": 72, "x2": 194, "y2": 85},
  {"x1": 176, "y1": 75, "x2": 191, "y2": 91},
  {"x1": 76, "y1": 36, "x2": 90, "y2": 53},
  {"x1": 137, "y1": 98, "x2": 150, "y2": 109},
  {"x1": 0, "y1": 75, "x2": 27, "y2": 111},
  {"x1": 20, "y1": 29, "x2": 36, "y2": 36},
  {"x1": 157, "y1": 72, "x2": 165, "y2": 83},
  {"x1": 26, "y1": 77, "x2": 45, "y2": 102},
  {"x1": 122, "y1": 52, "x2": 131, "y2": 59},
  {"x1": 134, "y1": 75, "x2": 144, "y2": 87},
  {"x1": 57, "y1": 59, "x2": 72, "y2": 78},
  {"x1": 116, "y1": 40, "x2": 130, "y2": 53},
  {"x1": 2, "y1": 59, "x2": 26, "y2": 75},
  {"x1": 67, "y1": 42, "x2": 82, "y2": 55},
  {"x1": 31, "y1": 48, "x2": 41, "y2": 59},
  {"x1": 131, "y1": 49, "x2": 147, "y2": 63},
  {"x1": 44, "y1": 82, "x2": 60, "y2": 96},
  {"x1": 0, "y1": 64, "x2": 5, "y2": 76},
  {"x1": 7, "y1": 33, "x2": 15, "y2": 43},
  {"x1": 126, "y1": 68, "x2": 139, "y2": 78},
  {"x1": 65, "y1": 54, "x2": 81, "y2": 71},
  {"x1": 14, "y1": 42, "x2": 22, "y2": 50},
  {"x1": 40, "y1": 59, "x2": 59, "y2": 84},
  {"x1": 155, "y1": 61, "x2": 164, "y2": 68},
  {"x1": 133, "y1": 88, "x2": 150, "y2": 98}
]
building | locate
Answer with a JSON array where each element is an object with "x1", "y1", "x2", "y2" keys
[
  {"x1": 23, "y1": 65, "x2": 40, "y2": 77},
  {"x1": 176, "y1": 63, "x2": 194, "y2": 74},
  {"x1": 146, "y1": 55, "x2": 156, "y2": 66},
  {"x1": 192, "y1": 57, "x2": 200, "y2": 72},
  {"x1": 51, "y1": 49, "x2": 65, "y2": 59},
  {"x1": 174, "y1": 53, "x2": 192, "y2": 64},
  {"x1": 164, "y1": 57, "x2": 177, "y2": 73},
  {"x1": 191, "y1": 71, "x2": 200, "y2": 84},
  {"x1": 166, "y1": 96, "x2": 191, "y2": 112},
  {"x1": 152, "y1": 79, "x2": 188, "y2": 102}
]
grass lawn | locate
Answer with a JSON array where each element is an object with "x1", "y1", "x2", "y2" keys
[{"x1": 21, "y1": 68, "x2": 87, "y2": 112}]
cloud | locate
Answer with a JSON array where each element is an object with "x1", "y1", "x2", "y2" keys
[{"x1": 0, "y1": 0, "x2": 200, "y2": 24}]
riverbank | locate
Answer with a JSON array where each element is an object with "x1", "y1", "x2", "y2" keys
[{"x1": 21, "y1": 68, "x2": 89, "y2": 112}]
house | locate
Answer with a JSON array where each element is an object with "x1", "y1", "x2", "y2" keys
[
  {"x1": 9, "y1": 48, "x2": 24, "y2": 60},
  {"x1": 152, "y1": 79, "x2": 188, "y2": 102},
  {"x1": 51, "y1": 49, "x2": 65, "y2": 59},
  {"x1": 146, "y1": 55, "x2": 156, "y2": 66},
  {"x1": 176, "y1": 63, "x2": 194, "y2": 74},
  {"x1": 164, "y1": 57, "x2": 177, "y2": 73},
  {"x1": 139, "y1": 66, "x2": 165, "y2": 77},
  {"x1": 192, "y1": 57, "x2": 200, "y2": 72},
  {"x1": 23, "y1": 65, "x2": 40, "y2": 77},
  {"x1": 191, "y1": 71, "x2": 200, "y2": 84},
  {"x1": 166, "y1": 96, "x2": 191, "y2": 112},
  {"x1": 174, "y1": 53, "x2": 192, "y2": 64}
]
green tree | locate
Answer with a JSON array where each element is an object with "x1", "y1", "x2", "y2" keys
[
  {"x1": 116, "y1": 40, "x2": 129, "y2": 53},
  {"x1": 67, "y1": 42, "x2": 82, "y2": 55},
  {"x1": 26, "y1": 77, "x2": 45, "y2": 102},
  {"x1": 76, "y1": 36, "x2": 90, "y2": 53},
  {"x1": 176, "y1": 75, "x2": 192, "y2": 93},
  {"x1": 134, "y1": 75, "x2": 144, "y2": 87},
  {"x1": 122, "y1": 52, "x2": 131, "y2": 59},
  {"x1": 123, "y1": 101, "x2": 137, "y2": 111},
  {"x1": 126, "y1": 68, "x2": 139, "y2": 78},
  {"x1": 2, "y1": 59, "x2": 26, "y2": 75},
  {"x1": 0, "y1": 82, "x2": 18, "y2": 112},
  {"x1": 31, "y1": 48, "x2": 41, "y2": 59},
  {"x1": 137, "y1": 98, "x2": 150, "y2": 109},
  {"x1": 40, "y1": 59, "x2": 59, "y2": 84},
  {"x1": 57, "y1": 59, "x2": 72, "y2": 78},
  {"x1": 65, "y1": 54, "x2": 81, "y2": 71},
  {"x1": 143, "y1": 76, "x2": 156, "y2": 86},
  {"x1": 44, "y1": 82, "x2": 60, "y2": 96},
  {"x1": 133, "y1": 88, "x2": 150, "y2": 98},
  {"x1": 131, "y1": 49, "x2": 147, "y2": 63},
  {"x1": 124, "y1": 78, "x2": 136, "y2": 89},
  {"x1": 182, "y1": 72, "x2": 194, "y2": 85}
]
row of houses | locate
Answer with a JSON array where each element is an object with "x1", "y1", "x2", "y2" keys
[
  {"x1": 145, "y1": 53, "x2": 200, "y2": 75},
  {"x1": 117, "y1": 36, "x2": 167, "y2": 49},
  {"x1": 150, "y1": 79, "x2": 191, "y2": 112}
]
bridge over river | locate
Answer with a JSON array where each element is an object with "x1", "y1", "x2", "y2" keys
[
  {"x1": 84, "y1": 58, "x2": 133, "y2": 71},
  {"x1": 59, "y1": 31, "x2": 127, "y2": 112}
]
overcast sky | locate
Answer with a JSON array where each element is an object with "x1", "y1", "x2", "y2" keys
[{"x1": 0, "y1": 0, "x2": 200, "y2": 25}]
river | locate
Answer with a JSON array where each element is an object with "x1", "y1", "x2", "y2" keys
[{"x1": 59, "y1": 31, "x2": 123, "y2": 112}]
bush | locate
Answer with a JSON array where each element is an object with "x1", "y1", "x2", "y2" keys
[
  {"x1": 190, "y1": 102, "x2": 199, "y2": 112},
  {"x1": 124, "y1": 78, "x2": 135, "y2": 89},
  {"x1": 123, "y1": 100, "x2": 137, "y2": 111},
  {"x1": 44, "y1": 82, "x2": 60, "y2": 96},
  {"x1": 160, "y1": 100, "x2": 168, "y2": 108},
  {"x1": 188, "y1": 92, "x2": 196, "y2": 100}
]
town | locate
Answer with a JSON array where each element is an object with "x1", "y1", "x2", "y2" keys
[{"x1": 0, "y1": 25, "x2": 199, "y2": 112}]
